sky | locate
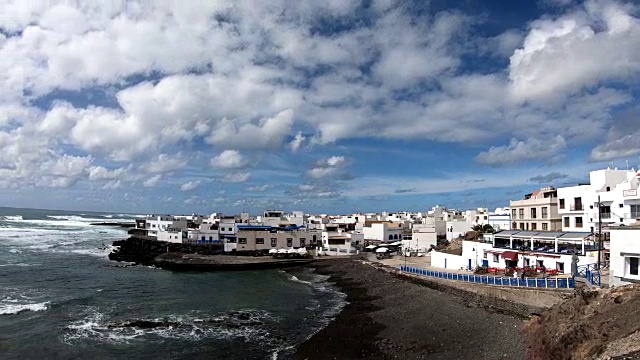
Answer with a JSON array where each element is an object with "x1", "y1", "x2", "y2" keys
[{"x1": 1, "y1": 0, "x2": 640, "y2": 215}]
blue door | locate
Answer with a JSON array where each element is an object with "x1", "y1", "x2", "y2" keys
[
  {"x1": 468, "y1": 259, "x2": 472, "y2": 270},
  {"x1": 482, "y1": 259, "x2": 489, "y2": 267}
]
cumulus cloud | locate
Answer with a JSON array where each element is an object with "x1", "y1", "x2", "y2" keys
[
  {"x1": 210, "y1": 150, "x2": 247, "y2": 169},
  {"x1": 289, "y1": 132, "x2": 306, "y2": 152},
  {"x1": 509, "y1": 0, "x2": 640, "y2": 102},
  {"x1": 143, "y1": 174, "x2": 162, "y2": 188},
  {"x1": 180, "y1": 180, "x2": 201, "y2": 191},
  {"x1": 307, "y1": 156, "x2": 351, "y2": 179},
  {"x1": 88, "y1": 166, "x2": 128, "y2": 181},
  {"x1": 140, "y1": 153, "x2": 187, "y2": 174},
  {"x1": 475, "y1": 136, "x2": 567, "y2": 166},
  {"x1": 590, "y1": 130, "x2": 640, "y2": 162}
]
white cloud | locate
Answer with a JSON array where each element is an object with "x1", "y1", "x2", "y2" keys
[
  {"x1": 307, "y1": 156, "x2": 349, "y2": 179},
  {"x1": 180, "y1": 180, "x2": 201, "y2": 191},
  {"x1": 88, "y1": 166, "x2": 128, "y2": 181},
  {"x1": 210, "y1": 150, "x2": 247, "y2": 169},
  {"x1": 289, "y1": 132, "x2": 306, "y2": 152},
  {"x1": 509, "y1": 0, "x2": 640, "y2": 102},
  {"x1": 246, "y1": 184, "x2": 270, "y2": 192},
  {"x1": 590, "y1": 130, "x2": 640, "y2": 162},
  {"x1": 207, "y1": 109, "x2": 296, "y2": 150},
  {"x1": 475, "y1": 136, "x2": 567, "y2": 166},
  {"x1": 102, "y1": 180, "x2": 122, "y2": 190},
  {"x1": 140, "y1": 153, "x2": 187, "y2": 174},
  {"x1": 143, "y1": 174, "x2": 162, "y2": 188},
  {"x1": 223, "y1": 172, "x2": 251, "y2": 183}
]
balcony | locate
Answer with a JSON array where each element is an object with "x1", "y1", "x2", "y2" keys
[
  {"x1": 632, "y1": 212, "x2": 640, "y2": 219},
  {"x1": 570, "y1": 204, "x2": 584, "y2": 211},
  {"x1": 600, "y1": 212, "x2": 611, "y2": 219}
]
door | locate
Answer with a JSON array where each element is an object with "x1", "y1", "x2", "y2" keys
[
  {"x1": 445, "y1": 258, "x2": 447, "y2": 269},
  {"x1": 468, "y1": 259, "x2": 472, "y2": 270}
]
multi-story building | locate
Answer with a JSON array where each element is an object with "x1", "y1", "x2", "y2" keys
[
  {"x1": 509, "y1": 186, "x2": 561, "y2": 231},
  {"x1": 230, "y1": 226, "x2": 319, "y2": 253},
  {"x1": 557, "y1": 168, "x2": 640, "y2": 234}
]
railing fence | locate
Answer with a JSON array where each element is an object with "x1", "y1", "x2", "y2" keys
[{"x1": 399, "y1": 266, "x2": 575, "y2": 289}]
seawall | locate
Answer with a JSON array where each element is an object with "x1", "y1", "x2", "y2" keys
[{"x1": 365, "y1": 260, "x2": 571, "y2": 318}]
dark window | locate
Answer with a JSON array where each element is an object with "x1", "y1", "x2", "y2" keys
[
  {"x1": 209, "y1": 236, "x2": 213, "y2": 241},
  {"x1": 620, "y1": 203, "x2": 624, "y2": 208},
  {"x1": 559, "y1": 199, "x2": 565, "y2": 209},
  {"x1": 271, "y1": 238, "x2": 277, "y2": 247},
  {"x1": 542, "y1": 223, "x2": 548, "y2": 231},
  {"x1": 541, "y1": 207, "x2": 548, "y2": 218},
  {"x1": 531, "y1": 208, "x2": 537, "y2": 219},
  {"x1": 575, "y1": 217, "x2": 583, "y2": 228},
  {"x1": 286, "y1": 238, "x2": 293, "y2": 247},
  {"x1": 256, "y1": 238, "x2": 264, "y2": 244},
  {"x1": 630, "y1": 257, "x2": 639, "y2": 276},
  {"x1": 300, "y1": 238, "x2": 306, "y2": 247},
  {"x1": 564, "y1": 217, "x2": 570, "y2": 227},
  {"x1": 201, "y1": 236, "x2": 205, "y2": 241},
  {"x1": 531, "y1": 223, "x2": 537, "y2": 231},
  {"x1": 239, "y1": 238, "x2": 247, "y2": 244}
]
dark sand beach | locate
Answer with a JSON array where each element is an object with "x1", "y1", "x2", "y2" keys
[{"x1": 293, "y1": 258, "x2": 527, "y2": 360}]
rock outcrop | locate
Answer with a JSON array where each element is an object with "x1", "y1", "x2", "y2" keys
[{"x1": 108, "y1": 237, "x2": 222, "y2": 266}]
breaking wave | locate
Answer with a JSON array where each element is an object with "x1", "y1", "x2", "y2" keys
[
  {"x1": 0, "y1": 302, "x2": 49, "y2": 315},
  {"x1": 62, "y1": 308, "x2": 284, "y2": 346},
  {"x1": 1, "y1": 215, "x2": 23, "y2": 221}
]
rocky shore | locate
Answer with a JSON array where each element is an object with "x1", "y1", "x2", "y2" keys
[
  {"x1": 292, "y1": 258, "x2": 527, "y2": 360},
  {"x1": 108, "y1": 237, "x2": 223, "y2": 266}
]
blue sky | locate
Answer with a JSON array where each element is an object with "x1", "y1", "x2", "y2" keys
[{"x1": 0, "y1": 0, "x2": 639, "y2": 215}]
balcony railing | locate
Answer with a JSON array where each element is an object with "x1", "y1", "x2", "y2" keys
[
  {"x1": 600, "y1": 212, "x2": 611, "y2": 219},
  {"x1": 570, "y1": 204, "x2": 584, "y2": 211},
  {"x1": 632, "y1": 212, "x2": 640, "y2": 219}
]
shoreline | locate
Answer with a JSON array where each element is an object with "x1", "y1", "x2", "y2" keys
[{"x1": 291, "y1": 257, "x2": 527, "y2": 360}]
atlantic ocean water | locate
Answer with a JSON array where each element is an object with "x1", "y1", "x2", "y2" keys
[{"x1": 0, "y1": 207, "x2": 346, "y2": 360}]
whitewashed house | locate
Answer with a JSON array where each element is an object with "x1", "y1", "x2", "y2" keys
[{"x1": 609, "y1": 226, "x2": 640, "y2": 286}]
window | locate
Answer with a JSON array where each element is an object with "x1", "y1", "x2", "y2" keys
[
  {"x1": 556, "y1": 262, "x2": 565, "y2": 273},
  {"x1": 531, "y1": 208, "x2": 537, "y2": 219},
  {"x1": 512, "y1": 209, "x2": 517, "y2": 218},
  {"x1": 541, "y1": 207, "x2": 548, "y2": 219},
  {"x1": 559, "y1": 199, "x2": 565, "y2": 209},
  {"x1": 493, "y1": 254, "x2": 499, "y2": 262},
  {"x1": 620, "y1": 203, "x2": 624, "y2": 208},
  {"x1": 256, "y1": 238, "x2": 264, "y2": 244},
  {"x1": 524, "y1": 258, "x2": 530, "y2": 267},
  {"x1": 300, "y1": 238, "x2": 306, "y2": 247},
  {"x1": 511, "y1": 222, "x2": 517, "y2": 229},
  {"x1": 537, "y1": 260, "x2": 544, "y2": 268},
  {"x1": 573, "y1": 197, "x2": 583, "y2": 211},
  {"x1": 629, "y1": 257, "x2": 639, "y2": 276},
  {"x1": 271, "y1": 238, "x2": 277, "y2": 247},
  {"x1": 287, "y1": 238, "x2": 293, "y2": 247},
  {"x1": 606, "y1": 186, "x2": 611, "y2": 192},
  {"x1": 632, "y1": 204, "x2": 640, "y2": 218},
  {"x1": 519, "y1": 209, "x2": 524, "y2": 219},
  {"x1": 520, "y1": 223, "x2": 525, "y2": 230},
  {"x1": 201, "y1": 236, "x2": 205, "y2": 241},
  {"x1": 239, "y1": 238, "x2": 247, "y2": 244},
  {"x1": 575, "y1": 217, "x2": 583, "y2": 228},
  {"x1": 483, "y1": 252, "x2": 487, "y2": 259},
  {"x1": 542, "y1": 223, "x2": 548, "y2": 231},
  {"x1": 564, "y1": 217, "x2": 570, "y2": 227},
  {"x1": 227, "y1": 237, "x2": 236, "y2": 243},
  {"x1": 531, "y1": 223, "x2": 537, "y2": 231}
]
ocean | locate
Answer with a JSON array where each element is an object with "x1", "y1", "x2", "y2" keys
[{"x1": 0, "y1": 207, "x2": 346, "y2": 360}]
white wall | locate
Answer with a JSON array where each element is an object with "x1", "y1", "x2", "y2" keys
[
  {"x1": 445, "y1": 220, "x2": 472, "y2": 241},
  {"x1": 610, "y1": 227, "x2": 640, "y2": 286},
  {"x1": 430, "y1": 250, "x2": 467, "y2": 271}
]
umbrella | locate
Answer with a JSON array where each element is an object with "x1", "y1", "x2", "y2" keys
[
  {"x1": 365, "y1": 245, "x2": 377, "y2": 249},
  {"x1": 277, "y1": 249, "x2": 288, "y2": 254},
  {"x1": 287, "y1": 248, "x2": 298, "y2": 254},
  {"x1": 375, "y1": 247, "x2": 389, "y2": 253},
  {"x1": 297, "y1": 248, "x2": 308, "y2": 254},
  {"x1": 388, "y1": 241, "x2": 402, "y2": 246},
  {"x1": 268, "y1": 249, "x2": 278, "y2": 254}
]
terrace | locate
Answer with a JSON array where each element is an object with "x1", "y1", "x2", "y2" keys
[{"x1": 491, "y1": 230, "x2": 594, "y2": 255}]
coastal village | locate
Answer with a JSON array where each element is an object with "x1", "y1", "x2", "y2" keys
[{"x1": 123, "y1": 166, "x2": 640, "y2": 289}]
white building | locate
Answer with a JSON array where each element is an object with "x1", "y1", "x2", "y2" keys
[
  {"x1": 157, "y1": 227, "x2": 188, "y2": 243},
  {"x1": 145, "y1": 216, "x2": 187, "y2": 238},
  {"x1": 557, "y1": 168, "x2": 640, "y2": 234},
  {"x1": 445, "y1": 220, "x2": 473, "y2": 241},
  {"x1": 431, "y1": 229, "x2": 600, "y2": 273},
  {"x1": 405, "y1": 221, "x2": 437, "y2": 253},
  {"x1": 609, "y1": 226, "x2": 640, "y2": 286},
  {"x1": 363, "y1": 221, "x2": 404, "y2": 242},
  {"x1": 488, "y1": 207, "x2": 511, "y2": 230}
]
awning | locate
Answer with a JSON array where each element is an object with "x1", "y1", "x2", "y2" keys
[{"x1": 502, "y1": 251, "x2": 518, "y2": 260}]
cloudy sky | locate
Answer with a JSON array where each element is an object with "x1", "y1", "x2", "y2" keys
[{"x1": 1, "y1": 0, "x2": 639, "y2": 215}]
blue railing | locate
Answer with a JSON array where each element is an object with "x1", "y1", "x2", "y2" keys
[
  {"x1": 399, "y1": 266, "x2": 574, "y2": 289},
  {"x1": 576, "y1": 262, "x2": 606, "y2": 287}
]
